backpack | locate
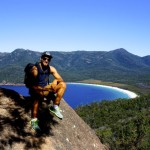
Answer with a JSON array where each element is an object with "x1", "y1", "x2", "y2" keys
[
  {"x1": 24, "y1": 63, "x2": 50, "y2": 88},
  {"x1": 24, "y1": 63, "x2": 36, "y2": 88}
]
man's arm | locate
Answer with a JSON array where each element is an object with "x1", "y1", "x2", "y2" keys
[
  {"x1": 31, "y1": 66, "x2": 38, "y2": 78},
  {"x1": 50, "y1": 66, "x2": 64, "y2": 89},
  {"x1": 30, "y1": 66, "x2": 43, "y2": 90},
  {"x1": 50, "y1": 66, "x2": 64, "y2": 82}
]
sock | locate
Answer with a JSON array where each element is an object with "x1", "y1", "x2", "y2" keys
[
  {"x1": 53, "y1": 104, "x2": 58, "y2": 109},
  {"x1": 31, "y1": 118, "x2": 38, "y2": 121}
]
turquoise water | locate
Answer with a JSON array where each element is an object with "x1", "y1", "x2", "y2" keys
[{"x1": 0, "y1": 83, "x2": 130, "y2": 108}]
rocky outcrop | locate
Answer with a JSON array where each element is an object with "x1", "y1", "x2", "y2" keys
[{"x1": 0, "y1": 88, "x2": 108, "y2": 150}]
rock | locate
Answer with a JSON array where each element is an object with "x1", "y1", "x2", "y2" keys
[{"x1": 0, "y1": 88, "x2": 108, "y2": 150}]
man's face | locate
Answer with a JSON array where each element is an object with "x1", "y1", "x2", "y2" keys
[{"x1": 41, "y1": 56, "x2": 50, "y2": 66}]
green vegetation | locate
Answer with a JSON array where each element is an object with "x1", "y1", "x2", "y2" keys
[
  {"x1": 1, "y1": 49, "x2": 150, "y2": 149},
  {"x1": 1, "y1": 49, "x2": 150, "y2": 87},
  {"x1": 75, "y1": 95, "x2": 150, "y2": 150}
]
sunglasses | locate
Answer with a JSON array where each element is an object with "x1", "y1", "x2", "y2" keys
[{"x1": 42, "y1": 57, "x2": 50, "y2": 62}]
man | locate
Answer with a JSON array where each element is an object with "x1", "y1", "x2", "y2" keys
[{"x1": 29, "y1": 51, "x2": 66, "y2": 131}]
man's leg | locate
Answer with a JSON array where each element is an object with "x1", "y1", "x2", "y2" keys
[
  {"x1": 53, "y1": 82, "x2": 66, "y2": 105},
  {"x1": 32, "y1": 99, "x2": 39, "y2": 118},
  {"x1": 49, "y1": 82, "x2": 66, "y2": 119},
  {"x1": 30, "y1": 96, "x2": 40, "y2": 131}
]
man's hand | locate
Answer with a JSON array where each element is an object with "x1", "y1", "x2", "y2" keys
[{"x1": 51, "y1": 80, "x2": 57, "y2": 92}]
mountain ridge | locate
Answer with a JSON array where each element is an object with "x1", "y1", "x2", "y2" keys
[{"x1": 0, "y1": 48, "x2": 150, "y2": 85}]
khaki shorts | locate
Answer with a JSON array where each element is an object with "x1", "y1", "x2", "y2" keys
[{"x1": 29, "y1": 84, "x2": 54, "y2": 98}]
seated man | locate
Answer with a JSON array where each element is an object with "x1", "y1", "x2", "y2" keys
[{"x1": 29, "y1": 51, "x2": 66, "y2": 131}]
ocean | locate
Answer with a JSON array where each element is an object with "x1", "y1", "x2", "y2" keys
[{"x1": 0, "y1": 83, "x2": 132, "y2": 108}]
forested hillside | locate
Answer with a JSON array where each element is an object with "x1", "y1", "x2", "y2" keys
[
  {"x1": 0, "y1": 48, "x2": 150, "y2": 86},
  {"x1": 75, "y1": 95, "x2": 150, "y2": 149}
]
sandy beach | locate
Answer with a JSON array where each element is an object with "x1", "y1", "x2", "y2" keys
[{"x1": 102, "y1": 85, "x2": 138, "y2": 98}]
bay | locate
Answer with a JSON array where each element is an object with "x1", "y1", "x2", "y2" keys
[
  {"x1": 0, "y1": 83, "x2": 133, "y2": 108},
  {"x1": 64, "y1": 83, "x2": 131, "y2": 108}
]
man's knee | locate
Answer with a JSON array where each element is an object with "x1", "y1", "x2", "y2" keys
[{"x1": 60, "y1": 82, "x2": 66, "y2": 90}]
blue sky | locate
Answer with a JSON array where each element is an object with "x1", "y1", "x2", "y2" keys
[{"x1": 0, "y1": 0, "x2": 150, "y2": 56}]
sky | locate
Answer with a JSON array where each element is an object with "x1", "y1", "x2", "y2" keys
[{"x1": 0, "y1": 0, "x2": 150, "y2": 56}]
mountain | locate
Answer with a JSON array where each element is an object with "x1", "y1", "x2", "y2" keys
[
  {"x1": 0, "y1": 88, "x2": 107, "y2": 150},
  {"x1": 0, "y1": 48, "x2": 150, "y2": 85}
]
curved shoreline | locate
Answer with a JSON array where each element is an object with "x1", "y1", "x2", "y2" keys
[
  {"x1": 0, "y1": 82, "x2": 138, "y2": 99},
  {"x1": 67, "y1": 82, "x2": 138, "y2": 99}
]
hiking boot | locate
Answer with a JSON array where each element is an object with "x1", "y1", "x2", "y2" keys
[
  {"x1": 30, "y1": 118, "x2": 40, "y2": 131},
  {"x1": 49, "y1": 105, "x2": 63, "y2": 119}
]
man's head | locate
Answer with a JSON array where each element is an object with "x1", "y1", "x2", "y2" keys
[{"x1": 41, "y1": 51, "x2": 53, "y2": 67}]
